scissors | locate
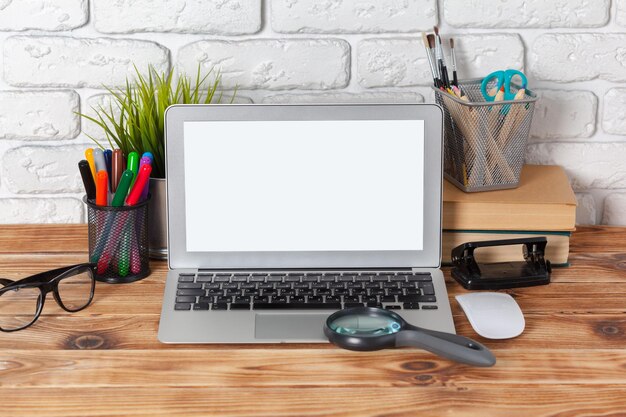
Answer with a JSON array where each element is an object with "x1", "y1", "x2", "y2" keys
[{"x1": 480, "y1": 69, "x2": 527, "y2": 102}]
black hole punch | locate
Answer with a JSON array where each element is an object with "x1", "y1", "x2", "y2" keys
[{"x1": 451, "y1": 237, "x2": 551, "y2": 290}]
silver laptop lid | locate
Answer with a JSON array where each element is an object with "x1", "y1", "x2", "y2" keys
[{"x1": 165, "y1": 104, "x2": 443, "y2": 270}]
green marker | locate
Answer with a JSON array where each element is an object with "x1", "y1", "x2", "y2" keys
[
  {"x1": 118, "y1": 226, "x2": 130, "y2": 277},
  {"x1": 112, "y1": 169, "x2": 134, "y2": 274},
  {"x1": 112, "y1": 170, "x2": 134, "y2": 207},
  {"x1": 127, "y1": 151, "x2": 139, "y2": 187}
]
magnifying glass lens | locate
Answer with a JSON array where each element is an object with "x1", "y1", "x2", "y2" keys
[{"x1": 328, "y1": 312, "x2": 402, "y2": 337}]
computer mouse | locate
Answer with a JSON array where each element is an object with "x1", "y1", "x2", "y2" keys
[{"x1": 455, "y1": 293, "x2": 525, "y2": 339}]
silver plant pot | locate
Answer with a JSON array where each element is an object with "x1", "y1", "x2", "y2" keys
[{"x1": 148, "y1": 177, "x2": 168, "y2": 259}]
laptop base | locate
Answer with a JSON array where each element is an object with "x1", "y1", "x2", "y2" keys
[{"x1": 158, "y1": 268, "x2": 455, "y2": 344}]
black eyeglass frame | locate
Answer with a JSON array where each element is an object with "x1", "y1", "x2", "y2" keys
[{"x1": 0, "y1": 263, "x2": 96, "y2": 332}]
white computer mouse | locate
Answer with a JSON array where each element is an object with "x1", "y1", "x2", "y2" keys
[{"x1": 455, "y1": 292, "x2": 525, "y2": 339}]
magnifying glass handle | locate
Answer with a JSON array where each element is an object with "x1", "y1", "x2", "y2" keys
[{"x1": 396, "y1": 328, "x2": 496, "y2": 367}]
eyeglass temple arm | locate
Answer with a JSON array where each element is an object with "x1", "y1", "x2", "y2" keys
[
  {"x1": 0, "y1": 264, "x2": 96, "y2": 288},
  {"x1": 7, "y1": 265, "x2": 88, "y2": 286}
]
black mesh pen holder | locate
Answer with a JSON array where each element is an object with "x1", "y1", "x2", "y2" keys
[{"x1": 84, "y1": 196, "x2": 151, "y2": 284}]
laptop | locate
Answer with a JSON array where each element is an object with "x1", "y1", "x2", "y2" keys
[{"x1": 158, "y1": 103, "x2": 455, "y2": 343}]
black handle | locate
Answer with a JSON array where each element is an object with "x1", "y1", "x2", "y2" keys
[{"x1": 396, "y1": 326, "x2": 496, "y2": 367}]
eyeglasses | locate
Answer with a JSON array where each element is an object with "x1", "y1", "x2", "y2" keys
[{"x1": 0, "y1": 263, "x2": 96, "y2": 332}]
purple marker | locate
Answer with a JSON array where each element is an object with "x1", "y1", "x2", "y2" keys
[{"x1": 139, "y1": 156, "x2": 152, "y2": 202}]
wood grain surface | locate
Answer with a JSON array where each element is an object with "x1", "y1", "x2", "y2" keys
[{"x1": 0, "y1": 225, "x2": 625, "y2": 417}]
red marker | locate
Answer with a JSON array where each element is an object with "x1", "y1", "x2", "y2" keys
[
  {"x1": 96, "y1": 170, "x2": 109, "y2": 206},
  {"x1": 125, "y1": 163, "x2": 152, "y2": 206}
]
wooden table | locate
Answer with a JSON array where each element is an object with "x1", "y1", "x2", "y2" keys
[{"x1": 1, "y1": 225, "x2": 625, "y2": 416}]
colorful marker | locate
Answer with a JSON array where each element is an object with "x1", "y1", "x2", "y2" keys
[
  {"x1": 126, "y1": 164, "x2": 152, "y2": 206},
  {"x1": 112, "y1": 149, "x2": 124, "y2": 192},
  {"x1": 112, "y1": 170, "x2": 134, "y2": 207},
  {"x1": 138, "y1": 157, "x2": 152, "y2": 202},
  {"x1": 93, "y1": 148, "x2": 107, "y2": 174},
  {"x1": 78, "y1": 160, "x2": 96, "y2": 200},
  {"x1": 85, "y1": 148, "x2": 96, "y2": 180},
  {"x1": 142, "y1": 152, "x2": 154, "y2": 164},
  {"x1": 127, "y1": 151, "x2": 139, "y2": 188},
  {"x1": 104, "y1": 149, "x2": 113, "y2": 189},
  {"x1": 139, "y1": 156, "x2": 151, "y2": 169},
  {"x1": 129, "y1": 225, "x2": 142, "y2": 274},
  {"x1": 117, "y1": 226, "x2": 131, "y2": 277},
  {"x1": 95, "y1": 170, "x2": 108, "y2": 206},
  {"x1": 97, "y1": 211, "x2": 128, "y2": 274}
]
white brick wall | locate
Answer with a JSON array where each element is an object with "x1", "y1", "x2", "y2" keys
[
  {"x1": 526, "y1": 143, "x2": 626, "y2": 190},
  {"x1": 0, "y1": 198, "x2": 83, "y2": 223},
  {"x1": 0, "y1": 90, "x2": 80, "y2": 140},
  {"x1": 4, "y1": 36, "x2": 170, "y2": 88},
  {"x1": 93, "y1": 0, "x2": 261, "y2": 35},
  {"x1": 575, "y1": 193, "x2": 596, "y2": 226},
  {"x1": 444, "y1": 0, "x2": 610, "y2": 28},
  {"x1": 358, "y1": 34, "x2": 523, "y2": 87},
  {"x1": 602, "y1": 193, "x2": 626, "y2": 225},
  {"x1": 263, "y1": 92, "x2": 424, "y2": 104},
  {"x1": 271, "y1": 0, "x2": 438, "y2": 34},
  {"x1": 530, "y1": 34, "x2": 626, "y2": 82},
  {"x1": 0, "y1": 0, "x2": 87, "y2": 31},
  {"x1": 177, "y1": 39, "x2": 350, "y2": 90},
  {"x1": 618, "y1": 0, "x2": 626, "y2": 27},
  {"x1": 1, "y1": 145, "x2": 85, "y2": 193},
  {"x1": 0, "y1": 0, "x2": 625, "y2": 225},
  {"x1": 602, "y1": 88, "x2": 626, "y2": 135},
  {"x1": 530, "y1": 90, "x2": 597, "y2": 139}
]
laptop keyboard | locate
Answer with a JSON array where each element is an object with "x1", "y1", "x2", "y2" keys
[{"x1": 174, "y1": 272, "x2": 437, "y2": 311}]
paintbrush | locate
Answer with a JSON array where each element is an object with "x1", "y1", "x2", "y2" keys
[
  {"x1": 450, "y1": 38, "x2": 458, "y2": 87},
  {"x1": 422, "y1": 32, "x2": 440, "y2": 88},
  {"x1": 426, "y1": 34, "x2": 441, "y2": 87},
  {"x1": 433, "y1": 26, "x2": 450, "y2": 89}
]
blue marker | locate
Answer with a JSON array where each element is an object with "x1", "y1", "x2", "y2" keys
[
  {"x1": 142, "y1": 152, "x2": 154, "y2": 164},
  {"x1": 103, "y1": 149, "x2": 113, "y2": 188}
]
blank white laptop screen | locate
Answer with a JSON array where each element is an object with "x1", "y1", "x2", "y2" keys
[{"x1": 183, "y1": 120, "x2": 424, "y2": 252}]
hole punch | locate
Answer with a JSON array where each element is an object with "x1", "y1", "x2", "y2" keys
[{"x1": 451, "y1": 237, "x2": 552, "y2": 290}]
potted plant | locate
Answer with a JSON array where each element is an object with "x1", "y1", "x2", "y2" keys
[{"x1": 81, "y1": 65, "x2": 231, "y2": 259}]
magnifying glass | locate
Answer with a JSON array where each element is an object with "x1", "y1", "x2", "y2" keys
[{"x1": 324, "y1": 307, "x2": 496, "y2": 367}]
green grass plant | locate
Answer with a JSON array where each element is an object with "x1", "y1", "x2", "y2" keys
[{"x1": 80, "y1": 65, "x2": 230, "y2": 178}]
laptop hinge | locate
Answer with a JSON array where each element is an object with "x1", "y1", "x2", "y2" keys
[{"x1": 196, "y1": 267, "x2": 416, "y2": 272}]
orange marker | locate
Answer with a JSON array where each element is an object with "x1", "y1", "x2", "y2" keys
[
  {"x1": 126, "y1": 164, "x2": 152, "y2": 206},
  {"x1": 96, "y1": 170, "x2": 109, "y2": 206}
]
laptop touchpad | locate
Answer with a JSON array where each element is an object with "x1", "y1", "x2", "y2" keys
[{"x1": 255, "y1": 313, "x2": 328, "y2": 340}]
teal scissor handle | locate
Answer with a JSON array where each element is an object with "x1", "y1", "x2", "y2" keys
[{"x1": 481, "y1": 69, "x2": 527, "y2": 102}]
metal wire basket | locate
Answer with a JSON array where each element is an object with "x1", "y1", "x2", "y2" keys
[
  {"x1": 85, "y1": 196, "x2": 150, "y2": 284},
  {"x1": 434, "y1": 78, "x2": 538, "y2": 192}
]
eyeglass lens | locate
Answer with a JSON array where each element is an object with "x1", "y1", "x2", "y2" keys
[
  {"x1": 56, "y1": 269, "x2": 93, "y2": 311},
  {"x1": 0, "y1": 286, "x2": 42, "y2": 331},
  {"x1": 328, "y1": 312, "x2": 402, "y2": 337}
]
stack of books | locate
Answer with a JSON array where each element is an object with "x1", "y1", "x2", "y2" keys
[{"x1": 442, "y1": 165, "x2": 577, "y2": 266}]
